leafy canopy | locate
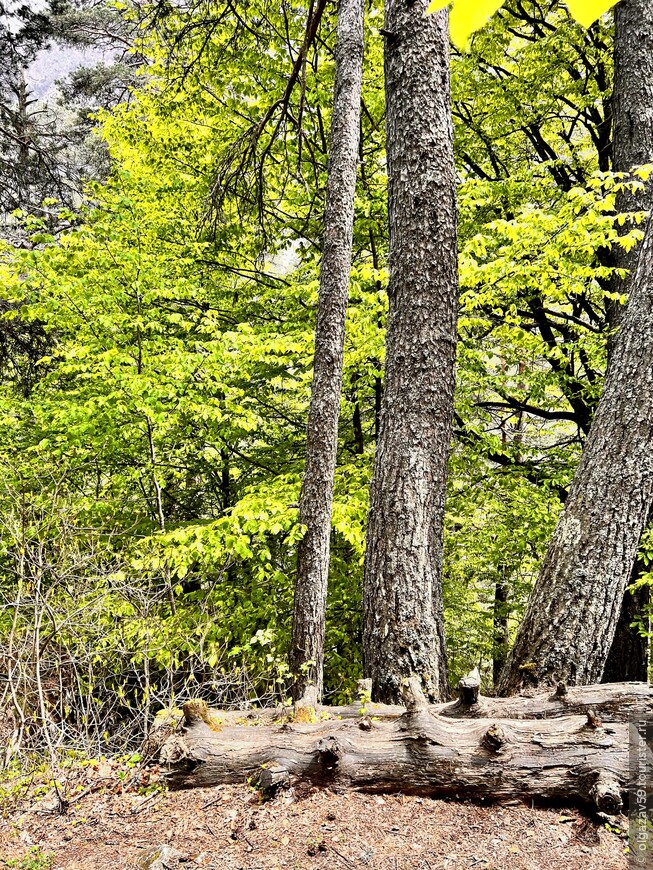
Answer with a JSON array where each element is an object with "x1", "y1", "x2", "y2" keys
[{"x1": 1, "y1": 0, "x2": 648, "y2": 746}]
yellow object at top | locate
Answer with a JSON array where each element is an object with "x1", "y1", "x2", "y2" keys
[
  {"x1": 566, "y1": 0, "x2": 618, "y2": 27},
  {"x1": 425, "y1": 0, "x2": 618, "y2": 48}
]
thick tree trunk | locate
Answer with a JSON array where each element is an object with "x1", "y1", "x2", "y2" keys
[
  {"x1": 290, "y1": 0, "x2": 364, "y2": 700},
  {"x1": 603, "y1": 0, "x2": 653, "y2": 676},
  {"x1": 606, "y1": 0, "x2": 653, "y2": 346},
  {"x1": 497, "y1": 212, "x2": 653, "y2": 694},
  {"x1": 362, "y1": 2, "x2": 457, "y2": 704},
  {"x1": 497, "y1": 4, "x2": 653, "y2": 695},
  {"x1": 160, "y1": 685, "x2": 651, "y2": 812}
]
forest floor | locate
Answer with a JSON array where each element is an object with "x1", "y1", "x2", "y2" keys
[{"x1": 0, "y1": 757, "x2": 630, "y2": 870}]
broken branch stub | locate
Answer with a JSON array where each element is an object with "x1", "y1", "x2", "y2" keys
[{"x1": 458, "y1": 668, "x2": 481, "y2": 706}]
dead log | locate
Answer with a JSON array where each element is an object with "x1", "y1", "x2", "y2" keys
[
  {"x1": 160, "y1": 698, "x2": 636, "y2": 812},
  {"x1": 440, "y1": 680, "x2": 652, "y2": 721},
  {"x1": 169, "y1": 679, "x2": 650, "y2": 728}
]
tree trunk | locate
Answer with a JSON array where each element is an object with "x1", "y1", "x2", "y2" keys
[
  {"x1": 290, "y1": 0, "x2": 364, "y2": 700},
  {"x1": 160, "y1": 685, "x2": 651, "y2": 812},
  {"x1": 602, "y1": 0, "x2": 653, "y2": 677},
  {"x1": 602, "y1": 581, "x2": 650, "y2": 683},
  {"x1": 497, "y1": 212, "x2": 653, "y2": 694},
  {"x1": 492, "y1": 575, "x2": 510, "y2": 686},
  {"x1": 605, "y1": 0, "x2": 653, "y2": 348},
  {"x1": 362, "y1": 2, "x2": 458, "y2": 704},
  {"x1": 497, "y1": 3, "x2": 653, "y2": 695}
]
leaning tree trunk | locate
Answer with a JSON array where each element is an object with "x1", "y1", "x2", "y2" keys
[
  {"x1": 497, "y1": 210, "x2": 653, "y2": 694},
  {"x1": 604, "y1": 0, "x2": 653, "y2": 677},
  {"x1": 160, "y1": 679, "x2": 652, "y2": 813},
  {"x1": 606, "y1": 0, "x2": 653, "y2": 343},
  {"x1": 290, "y1": 0, "x2": 364, "y2": 700},
  {"x1": 362, "y1": 2, "x2": 458, "y2": 704}
]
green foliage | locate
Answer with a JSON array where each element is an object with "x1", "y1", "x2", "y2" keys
[
  {"x1": 6, "y1": 847, "x2": 54, "y2": 870},
  {"x1": 0, "y1": 0, "x2": 642, "y2": 750}
]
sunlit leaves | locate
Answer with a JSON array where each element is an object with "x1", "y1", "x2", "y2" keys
[{"x1": 0, "y1": 0, "x2": 640, "y2": 703}]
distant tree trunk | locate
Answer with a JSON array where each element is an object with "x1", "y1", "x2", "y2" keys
[
  {"x1": 603, "y1": 0, "x2": 653, "y2": 677},
  {"x1": 602, "y1": 561, "x2": 650, "y2": 683},
  {"x1": 497, "y1": 210, "x2": 653, "y2": 694},
  {"x1": 290, "y1": 0, "x2": 364, "y2": 701},
  {"x1": 603, "y1": 550, "x2": 650, "y2": 685},
  {"x1": 492, "y1": 576, "x2": 510, "y2": 687},
  {"x1": 362, "y1": 2, "x2": 457, "y2": 704}
]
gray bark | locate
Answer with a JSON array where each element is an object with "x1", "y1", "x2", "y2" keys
[
  {"x1": 498, "y1": 1, "x2": 653, "y2": 695},
  {"x1": 606, "y1": 0, "x2": 653, "y2": 345},
  {"x1": 604, "y1": 0, "x2": 653, "y2": 673},
  {"x1": 290, "y1": 0, "x2": 364, "y2": 700},
  {"x1": 155, "y1": 680, "x2": 650, "y2": 729},
  {"x1": 362, "y1": 2, "x2": 458, "y2": 704},
  {"x1": 160, "y1": 689, "x2": 649, "y2": 813},
  {"x1": 439, "y1": 679, "x2": 652, "y2": 723},
  {"x1": 497, "y1": 211, "x2": 653, "y2": 693}
]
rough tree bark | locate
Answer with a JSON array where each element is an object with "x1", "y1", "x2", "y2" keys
[
  {"x1": 497, "y1": 210, "x2": 653, "y2": 693},
  {"x1": 604, "y1": 0, "x2": 653, "y2": 676},
  {"x1": 160, "y1": 680, "x2": 652, "y2": 812},
  {"x1": 157, "y1": 681, "x2": 650, "y2": 726},
  {"x1": 607, "y1": 0, "x2": 653, "y2": 341},
  {"x1": 362, "y1": 2, "x2": 457, "y2": 704},
  {"x1": 290, "y1": 0, "x2": 364, "y2": 700}
]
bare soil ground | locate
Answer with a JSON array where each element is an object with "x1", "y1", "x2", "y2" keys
[{"x1": 0, "y1": 759, "x2": 629, "y2": 870}]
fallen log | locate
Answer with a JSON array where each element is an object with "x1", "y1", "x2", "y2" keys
[
  {"x1": 161, "y1": 699, "x2": 636, "y2": 812},
  {"x1": 440, "y1": 679, "x2": 652, "y2": 721},
  {"x1": 161, "y1": 679, "x2": 651, "y2": 727}
]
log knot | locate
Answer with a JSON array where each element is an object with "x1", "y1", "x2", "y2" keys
[
  {"x1": 251, "y1": 765, "x2": 291, "y2": 799},
  {"x1": 379, "y1": 27, "x2": 398, "y2": 45},
  {"x1": 589, "y1": 771, "x2": 622, "y2": 814},
  {"x1": 182, "y1": 699, "x2": 221, "y2": 731},
  {"x1": 585, "y1": 709, "x2": 602, "y2": 729},
  {"x1": 317, "y1": 735, "x2": 342, "y2": 769},
  {"x1": 482, "y1": 724, "x2": 507, "y2": 752},
  {"x1": 400, "y1": 677, "x2": 429, "y2": 713}
]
